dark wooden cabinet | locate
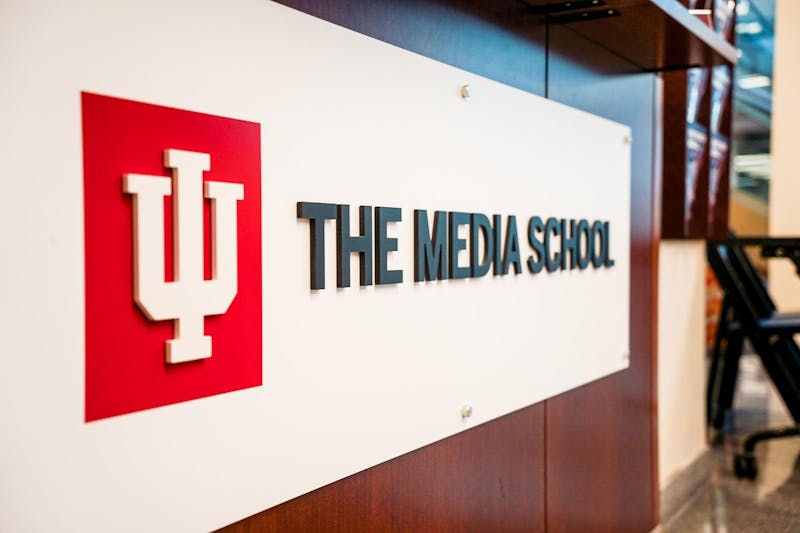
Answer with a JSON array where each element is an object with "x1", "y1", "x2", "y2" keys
[
  {"x1": 661, "y1": 1, "x2": 736, "y2": 239},
  {"x1": 662, "y1": 68, "x2": 712, "y2": 238}
]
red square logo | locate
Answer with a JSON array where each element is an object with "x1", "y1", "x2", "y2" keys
[{"x1": 83, "y1": 92, "x2": 262, "y2": 422}]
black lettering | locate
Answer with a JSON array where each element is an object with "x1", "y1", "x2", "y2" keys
[
  {"x1": 590, "y1": 221, "x2": 604, "y2": 268},
  {"x1": 602, "y1": 221, "x2": 615, "y2": 267},
  {"x1": 492, "y1": 214, "x2": 503, "y2": 276},
  {"x1": 414, "y1": 210, "x2": 448, "y2": 281},
  {"x1": 544, "y1": 217, "x2": 561, "y2": 272},
  {"x1": 502, "y1": 215, "x2": 522, "y2": 275},
  {"x1": 449, "y1": 212, "x2": 471, "y2": 279},
  {"x1": 297, "y1": 201, "x2": 337, "y2": 290},
  {"x1": 337, "y1": 204, "x2": 373, "y2": 287},
  {"x1": 375, "y1": 207, "x2": 403, "y2": 285},
  {"x1": 527, "y1": 216, "x2": 545, "y2": 274},
  {"x1": 470, "y1": 213, "x2": 494, "y2": 278},
  {"x1": 560, "y1": 219, "x2": 578, "y2": 270},
  {"x1": 576, "y1": 219, "x2": 591, "y2": 270}
]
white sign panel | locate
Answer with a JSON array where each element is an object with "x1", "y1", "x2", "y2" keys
[{"x1": 0, "y1": 0, "x2": 630, "y2": 531}]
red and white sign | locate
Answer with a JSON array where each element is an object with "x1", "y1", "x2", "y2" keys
[
  {"x1": 82, "y1": 93, "x2": 262, "y2": 422},
  {"x1": 1, "y1": 3, "x2": 630, "y2": 531}
]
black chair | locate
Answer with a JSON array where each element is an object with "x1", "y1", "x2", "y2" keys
[{"x1": 706, "y1": 235, "x2": 800, "y2": 479}]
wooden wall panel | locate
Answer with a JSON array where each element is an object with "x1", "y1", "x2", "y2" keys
[
  {"x1": 273, "y1": 0, "x2": 547, "y2": 96},
  {"x1": 220, "y1": 404, "x2": 546, "y2": 532},
  {"x1": 545, "y1": 25, "x2": 659, "y2": 532},
  {"x1": 223, "y1": 2, "x2": 658, "y2": 531}
]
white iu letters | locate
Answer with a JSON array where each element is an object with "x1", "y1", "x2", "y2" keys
[{"x1": 123, "y1": 149, "x2": 244, "y2": 363}]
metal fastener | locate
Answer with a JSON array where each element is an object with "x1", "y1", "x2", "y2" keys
[
  {"x1": 461, "y1": 84, "x2": 471, "y2": 98},
  {"x1": 461, "y1": 404, "x2": 473, "y2": 419}
]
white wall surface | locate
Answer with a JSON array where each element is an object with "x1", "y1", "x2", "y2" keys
[
  {"x1": 658, "y1": 240, "x2": 707, "y2": 488},
  {"x1": 769, "y1": 0, "x2": 800, "y2": 310}
]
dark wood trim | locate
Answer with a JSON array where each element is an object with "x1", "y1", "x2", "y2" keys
[
  {"x1": 525, "y1": 0, "x2": 737, "y2": 70},
  {"x1": 661, "y1": 68, "x2": 712, "y2": 239}
]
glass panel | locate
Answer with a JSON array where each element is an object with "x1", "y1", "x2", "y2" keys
[{"x1": 730, "y1": 0, "x2": 775, "y2": 244}]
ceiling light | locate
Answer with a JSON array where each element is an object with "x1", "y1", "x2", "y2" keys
[
  {"x1": 736, "y1": 0, "x2": 750, "y2": 16},
  {"x1": 738, "y1": 75, "x2": 771, "y2": 89},
  {"x1": 736, "y1": 21, "x2": 762, "y2": 34}
]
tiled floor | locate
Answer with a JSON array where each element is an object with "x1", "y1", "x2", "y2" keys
[{"x1": 661, "y1": 355, "x2": 800, "y2": 532}]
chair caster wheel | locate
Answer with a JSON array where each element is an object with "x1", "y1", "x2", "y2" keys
[{"x1": 734, "y1": 453, "x2": 757, "y2": 480}]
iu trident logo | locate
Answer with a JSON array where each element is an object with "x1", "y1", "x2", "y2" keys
[
  {"x1": 83, "y1": 92, "x2": 262, "y2": 422},
  {"x1": 123, "y1": 149, "x2": 244, "y2": 363}
]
